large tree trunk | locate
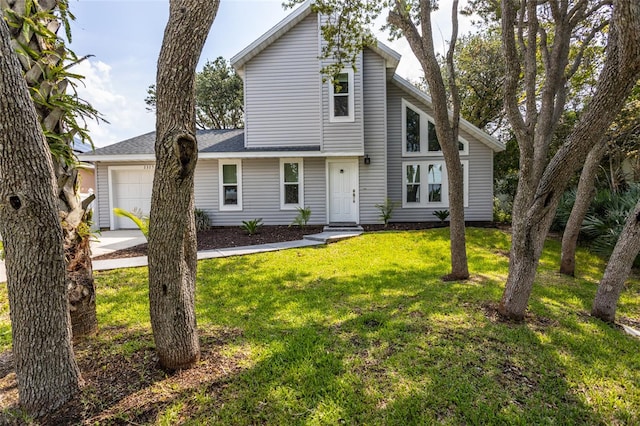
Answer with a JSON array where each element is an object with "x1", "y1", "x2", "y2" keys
[
  {"x1": 498, "y1": 0, "x2": 640, "y2": 320},
  {"x1": 591, "y1": 199, "x2": 640, "y2": 323},
  {"x1": 148, "y1": 0, "x2": 219, "y2": 370},
  {"x1": 559, "y1": 141, "x2": 607, "y2": 276},
  {"x1": 0, "y1": 17, "x2": 81, "y2": 416},
  {"x1": 3, "y1": 0, "x2": 98, "y2": 338}
]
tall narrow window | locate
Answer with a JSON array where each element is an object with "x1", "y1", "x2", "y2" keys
[
  {"x1": 329, "y1": 69, "x2": 354, "y2": 122},
  {"x1": 219, "y1": 160, "x2": 242, "y2": 211},
  {"x1": 406, "y1": 107, "x2": 421, "y2": 153},
  {"x1": 405, "y1": 163, "x2": 421, "y2": 203},
  {"x1": 428, "y1": 163, "x2": 443, "y2": 202},
  {"x1": 280, "y1": 158, "x2": 304, "y2": 209}
]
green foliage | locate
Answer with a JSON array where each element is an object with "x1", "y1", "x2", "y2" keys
[
  {"x1": 241, "y1": 218, "x2": 263, "y2": 236},
  {"x1": 375, "y1": 198, "x2": 396, "y2": 227},
  {"x1": 493, "y1": 196, "x2": 512, "y2": 223},
  {"x1": 145, "y1": 56, "x2": 243, "y2": 129},
  {"x1": 433, "y1": 209, "x2": 450, "y2": 222},
  {"x1": 290, "y1": 206, "x2": 312, "y2": 228},
  {"x1": 113, "y1": 208, "x2": 149, "y2": 240},
  {"x1": 194, "y1": 208, "x2": 211, "y2": 231}
]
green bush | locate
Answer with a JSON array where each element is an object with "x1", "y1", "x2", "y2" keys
[
  {"x1": 113, "y1": 208, "x2": 149, "y2": 240},
  {"x1": 241, "y1": 218, "x2": 263, "y2": 236},
  {"x1": 375, "y1": 198, "x2": 396, "y2": 226},
  {"x1": 194, "y1": 208, "x2": 211, "y2": 231},
  {"x1": 433, "y1": 209, "x2": 450, "y2": 223},
  {"x1": 291, "y1": 206, "x2": 311, "y2": 228}
]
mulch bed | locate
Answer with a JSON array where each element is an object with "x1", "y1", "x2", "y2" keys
[{"x1": 93, "y1": 222, "x2": 485, "y2": 261}]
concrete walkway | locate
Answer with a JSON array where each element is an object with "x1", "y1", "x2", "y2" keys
[{"x1": 0, "y1": 228, "x2": 363, "y2": 280}]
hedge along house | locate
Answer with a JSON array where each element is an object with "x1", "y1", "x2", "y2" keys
[{"x1": 79, "y1": 1, "x2": 504, "y2": 230}]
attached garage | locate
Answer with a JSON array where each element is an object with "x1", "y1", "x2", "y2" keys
[{"x1": 108, "y1": 166, "x2": 154, "y2": 230}]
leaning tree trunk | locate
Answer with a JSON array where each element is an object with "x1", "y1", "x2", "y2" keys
[
  {"x1": 559, "y1": 141, "x2": 607, "y2": 276},
  {"x1": 148, "y1": 0, "x2": 219, "y2": 370},
  {"x1": 591, "y1": 198, "x2": 640, "y2": 323},
  {"x1": 3, "y1": 0, "x2": 98, "y2": 337},
  {"x1": 0, "y1": 17, "x2": 81, "y2": 416}
]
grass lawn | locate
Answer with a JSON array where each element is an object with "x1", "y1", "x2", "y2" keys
[{"x1": 1, "y1": 228, "x2": 639, "y2": 424}]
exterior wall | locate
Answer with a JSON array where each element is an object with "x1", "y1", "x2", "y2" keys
[
  {"x1": 321, "y1": 52, "x2": 365, "y2": 153},
  {"x1": 196, "y1": 158, "x2": 327, "y2": 226},
  {"x1": 243, "y1": 14, "x2": 321, "y2": 148},
  {"x1": 359, "y1": 49, "x2": 388, "y2": 224},
  {"x1": 386, "y1": 83, "x2": 495, "y2": 222}
]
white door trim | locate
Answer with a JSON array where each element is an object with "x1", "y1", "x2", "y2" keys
[
  {"x1": 108, "y1": 164, "x2": 155, "y2": 230},
  {"x1": 326, "y1": 158, "x2": 359, "y2": 224}
]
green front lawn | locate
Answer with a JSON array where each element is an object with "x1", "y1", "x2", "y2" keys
[{"x1": 1, "y1": 228, "x2": 639, "y2": 424}]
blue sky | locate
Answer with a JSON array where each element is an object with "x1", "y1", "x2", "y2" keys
[{"x1": 67, "y1": 0, "x2": 471, "y2": 146}]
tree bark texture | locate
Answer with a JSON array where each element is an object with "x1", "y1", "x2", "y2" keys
[
  {"x1": 3, "y1": 0, "x2": 98, "y2": 337},
  {"x1": 389, "y1": 0, "x2": 469, "y2": 279},
  {"x1": 499, "y1": 0, "x2": 640, "y2": 320},
  {"x1": 559, "y1": 141, "x2": 607, "y2": 276},
  {"x1": 591, "y1": 198, "x2": 640, "y2": 322},
  {"x1": 148, "y1": 0, "x2": 219, "y2": 370},
  {"x1": 0, "y1": 17, "x2": 81, "y2": 416}
]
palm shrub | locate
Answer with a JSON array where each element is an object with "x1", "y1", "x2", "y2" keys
[
  {"x1": 113, "y1": 208, "x2": 149, "y2": 239},
  {"x1": 241, "y1": 218, "x2": 263, "y2": 236},
  {"x1": 291, "y1": 206, "x2": 311, "y2": 227},
  {"x1": 194, "y1": 208, "x2": 211, "y2": 231},
  {"x1": 375, "y1": 198, "x2": 396, "y2": 226}
]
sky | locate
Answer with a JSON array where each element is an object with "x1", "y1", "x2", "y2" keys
[{"x1": 67, "y1": 0, "x2": 473, "y2": 147}]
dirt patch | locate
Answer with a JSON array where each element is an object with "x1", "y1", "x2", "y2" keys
[{"x1": 95, "y1": 222, "x2": 496, "y2": 260}]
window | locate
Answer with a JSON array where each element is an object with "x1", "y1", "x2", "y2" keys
[
  {"x1": 402, "y1": 160, "x2": 469, "y2": 208},
  {"x1": 329, "y1": 69, "x2": 355, "y2": 122},
  {"x1": 219, "y1": 159, "x2": 242, "y2": 211},
  {"x1": 402, "y1": 99, "x2": 468, "y2": 156},
  {"x1": 280, "y1": 158, "x2": 304, "y2": 209}
]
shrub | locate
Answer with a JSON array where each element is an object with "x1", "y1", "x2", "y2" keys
[
  {"x1": 291, "y1": 206, "x2": 311, "y2": 228},
  {"x1": 493, "y1": 196, "x2": 512, "y2": 223},
  {"x1": 241, "y1": 218, "x2": 263, "y2": 236},
  {"x1": 375, "y1": 198, "x2": 396, "y2": 227},
  {"x1": 113, "y1": 207, "x2": 149, "y2": 239},
  {"x1": 433, "y1": 209, "x2": 450, "y2": 223},
  {"x1": 194, "y1": 208, "x2": 211, "y2": 231}
]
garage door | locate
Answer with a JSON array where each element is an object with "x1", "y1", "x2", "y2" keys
[{"x1": 111, "y1": 168, "x2": 154, "y2": 229}]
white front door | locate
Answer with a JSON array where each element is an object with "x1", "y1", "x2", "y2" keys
[{"x1": 328, "y1": 159, "x2": 359, "y2": 223}]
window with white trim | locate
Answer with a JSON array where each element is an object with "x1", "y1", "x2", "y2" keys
[
  {"x1": 280, "y1": 158, "x2": 304, "y2": 209},
  {"x1": 402, "y1": 99, "x2": 468, "y2": 156},
  {"x1": 402, "y1": 160, "x2": 469, "y2": 208},
  {"x1": 329, "y1": 69, "x2": 355, "y2": 122},
  {"x1": 219, "y1": 159, "x2": 242, "y2": 211}
]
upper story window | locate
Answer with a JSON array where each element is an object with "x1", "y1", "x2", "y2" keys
[
  {"x1": 280, "y1": 158, "x2": 304, "y2": 210},
  {"x1": 329, "y1": 69, "x2": 355, "y2": 123},
  {"x1": 219, "y1": 159, "x2": 242, "y2": 211},
  {"x1": 402, "y1": 99, "x2": 468, "y2": 156}
]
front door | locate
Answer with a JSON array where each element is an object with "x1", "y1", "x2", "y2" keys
[{"x1": 328, "y1": 159, "x2": 359, "y2": 223}]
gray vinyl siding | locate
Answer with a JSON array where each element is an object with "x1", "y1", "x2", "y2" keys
[
  {"x1": 243, "y1": 14, "x2": 321, "y2": 148},
  {"x1": 321, "y1": 52, "x2": 365, "y2": 153},
  {"x1": 359, "y1": 49, "x2": 388, "y2": 224},
  {"x1": 206, "y1": 158, "x2": 327, "y2": 226},
  {"x1": 387, "y1": 83, "x2": 494, "y2": 222}
]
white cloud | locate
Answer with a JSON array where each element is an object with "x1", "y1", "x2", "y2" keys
[{"x1": 70, "y1": 59, "x2": 155, "y2": 147}]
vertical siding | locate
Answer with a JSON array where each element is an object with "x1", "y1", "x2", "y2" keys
[
  {"x1": 244, "y1": 14, "x2": 321, "y2": 148},
  {"x1": 386, "y1": 83, "x2": 495, "y2": 222},
  {"x1": 210, "y1": 158, "x2": 327, "y2": 226},
  {"x1": 321, "y1": 51, "x2": 365, "y2": 152},
  {"x1": 359, "y1": 49, "x2": 387, "y2": 224}
]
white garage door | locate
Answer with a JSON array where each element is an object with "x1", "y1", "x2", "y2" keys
[{"x1": 111, "y1": 168, "x2": 154, "y2": 230}]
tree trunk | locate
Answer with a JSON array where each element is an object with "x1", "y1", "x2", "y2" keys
[
  {"x1": 498, "y1": 0, "x2": 640, "y2": 320},
  {"x1": 559, "y1": 141, "x2": 607, "y2": 276},
  {"x1": 3, "y1": 0, "x2": 98, "y2": 338},
  {"x1": 591, "y1": 199, "x2": 640, "y2": 323},
  {"x1": 148, "y1": 0, "x2": 219, "y2": 370},
  {"x1": 0, "y1": 17, "x2": 81, "y2": 416}
]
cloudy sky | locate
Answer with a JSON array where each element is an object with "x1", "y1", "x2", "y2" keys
[{"x1": 67, "y1": 0, "x2": 473, "y2": 147}]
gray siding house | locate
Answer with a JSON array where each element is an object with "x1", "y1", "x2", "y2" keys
[{"x1": 80, "y1": 1, "x2": 504, "y2": 230}]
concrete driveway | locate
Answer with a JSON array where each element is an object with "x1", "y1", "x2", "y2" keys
[{"x1": 0, "y1": 230, "x2": 146, "y2": 283}]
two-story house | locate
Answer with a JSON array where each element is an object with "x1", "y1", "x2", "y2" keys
[{"x1": 80, "y1": 1, "x2": 504, "y2": 230}]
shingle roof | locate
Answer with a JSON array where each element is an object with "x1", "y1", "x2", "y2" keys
[{"x1": 82, "y1": 129, "x2": 321, "y2": 159}]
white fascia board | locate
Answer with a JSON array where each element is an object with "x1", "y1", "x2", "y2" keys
[
  {"x1": 199, "y1": 150, "x2": 364, "y2": 159},
  {"x1": 78, "y1": 154, "x2": 155, "y2": 162},
  {"x1": 370, "y1": 39, "x2": 401, "y2": 70},
  {"x1": 231, "y1": 0, "x2": 314, "y2": 72},
  {"x1": 392, "y1": 74, "x2": 505, "y2": 153}
]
